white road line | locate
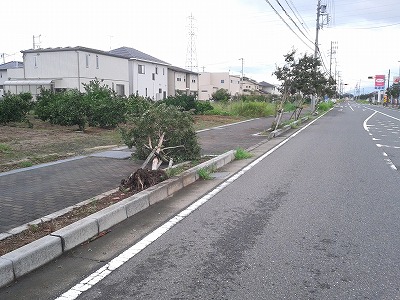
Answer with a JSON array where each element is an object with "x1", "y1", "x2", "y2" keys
[
  {"x1": 376, "y1": 144, "x2": 400, "y2": 149},
  {"x1": 365, "y1": 107, "x2": 400, "y2": 122},
  {"x1": 363, "y1": 111, "x2": 378, "y2": 132},
  {"x1": 349, "y1": 105, "x2": 354, "y2": 111},
  {"x1": 55, "y1": 110, "x2": 330, "y2": 300}
]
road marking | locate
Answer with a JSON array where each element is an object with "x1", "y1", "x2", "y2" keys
[
  {"x1": 376, "y1": 144, "x2": 400, "y2": 149},
  {"x1": 363, "y1": 111, "x2": 378, "y2": 132},
  {"x1": 349, "y1": 105, "x2": 354, "y2": 111},
  {"x1": 55, "y1": 109, "x2": 329, "y2": 300}
]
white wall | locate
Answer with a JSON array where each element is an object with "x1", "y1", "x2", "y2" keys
[
  {"x1": 23, "y1": 50, "x2": 129, "y2": 95},
  {"x1": 130, "y1": 60, "x2": 168, "y2": 100}
]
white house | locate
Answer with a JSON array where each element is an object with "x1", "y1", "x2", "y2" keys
[
  {"x1": 109, "y1": 47, "x2": 169, "y2": 100},
  {"x1": 198, "y1": 72, "x2": 244, "y2": 100},
  {"x1": 3, "y1": 46, "x2": 170, "y2": 100},
  {"x1": 167, "y1": 66, "x2": 199, "y2": 97},
  {"x1": 259, "y1": 81, "x2": 280, "y2": 95},
  {"x1": 3, "y1": 47, "x2": 129, "y2": 98},
  {"x1": 0, "y1": 61, "x2": 24, "y2": 97}
]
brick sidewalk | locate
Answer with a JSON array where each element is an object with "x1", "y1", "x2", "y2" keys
[{"x1": 0, "y1": 115, "x2": 292, "y2": 233}]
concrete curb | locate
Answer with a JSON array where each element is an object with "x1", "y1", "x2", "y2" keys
[
  {"x1": 0, "y1": 150, "x2": 235, "y2": 288},
  {"x1": 269, "y1": 116, "x2": 309, "y2": 138}
]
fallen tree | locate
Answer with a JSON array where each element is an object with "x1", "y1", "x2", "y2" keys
[{"x1": 119, "y1": 102, "x2": 201, "y2": 192}]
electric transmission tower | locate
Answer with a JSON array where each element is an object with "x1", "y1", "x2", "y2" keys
[{"x1": 185, "y1": 14, "x2": 198, "y2": 72}]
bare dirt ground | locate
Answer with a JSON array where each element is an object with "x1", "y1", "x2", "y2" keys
[{"x1": 0, "y1": 114, "x2": 245, "y2": 255}]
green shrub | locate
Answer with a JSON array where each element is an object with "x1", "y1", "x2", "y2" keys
[
  {"x1": 161, "y1": 94, "x2": 213, "y2": 115},
  {"x1": 0, "y1": 92, "x2": 33, "y2": 124},
  {"x1": 35, "y1": 89, "x2": 87, "y2": 130},
  {"x1": 194, "y1": 100, "x2": 213, "y2": 115},
  {"x1": 35, "y1": 89, "x2": 57, "y2": 122},
  {"x1": 234, "y1": 147, "x2": 253, "y2": 159},
  {"x1": 211, "y1": 88, "x2": 230, "y2": 103},
  {"x1": 161, "y1": 94, "x2": 196, "y2": 111},
  {"x1": 83, "y1": 80, "x2": 127, "y2": 128},
  {"x1": 126, "y1": 94, "x2": 152, "y2": 117},
  {"x1": 197, "y1": 167, "x2": 213, "y2": 180},
  {"x1": 318, "y1": 101, "x2": 334, "y2": 112},
  {"x1": 120, "y1": 103, "x2": 201, "y2": 163}
]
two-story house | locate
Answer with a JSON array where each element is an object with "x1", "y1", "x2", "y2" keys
[
  {"x1": 109, "y1": 47, "x2": 169, "y2": 100},
  {"x1": 3, "y1": 46, "x2": 170, "y2": 100},
  {"x1": 198, "y1": 72, "x2": 243, "y2": 100},
  {"x1": 0, "y1": 61, "x2": 24, "y2": 97},
  {"x1": 167, "y1": 66, "x2": 199, "y2": 97}
]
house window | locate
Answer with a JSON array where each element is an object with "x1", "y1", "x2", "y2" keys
[
  {"x1": 145, "y1": 88, "x2": 148, "y2": 97},
  {"x1": 34, "y1": 56, "x2": 38, "y2": 68},
  {"x1": 159, "y1": 88, "x2": 162, "y2": 93},
  {"x1": 115, "y1": 84, "x2": 125, "y2": 96},
  {"x1": 96, "y1": 55, "x2": 99, "y2": 69},
  {"x1": 221, "y1": 80, "x2": 224, "y2": 83},
  {"x1": 152, "y1": 73, "x2": 155, "y2": 80},
  {"x1": 192, "y1": 79, "x2": 196, "y2": 83},
  {"x1": 155, "y1": 67, "x2": 158, "y2": 74},
  {"x1": 177, "y1": 78, "x2": 181, "y2": 82},
  {"x1": 85, "y1": 54, "x2": 89, "y2": 68},
  {"x1": 138, "y1": 65, "x2": 145, "y2": 74},
  {"x1": 163, "y1": 68, "x2": 165, "y2": 75}
]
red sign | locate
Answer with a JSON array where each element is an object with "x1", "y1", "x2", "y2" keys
[
  {"x1": 375, "y1": 75, "x2": 385, "y2": 89},
  {"x1": 394, "y1": 76, "x2": 400, "y2": 85}
]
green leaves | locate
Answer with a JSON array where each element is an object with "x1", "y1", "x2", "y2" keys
[
  {"x1": 120, "y1": 103, "x2": 201, "y2": 163},
  {"x1": 0, "y1": 92, "x2": 33, "y2": 125}
]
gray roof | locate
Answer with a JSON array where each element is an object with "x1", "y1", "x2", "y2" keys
[
  {"x1": 109, "y1": 47, "x2": 169, "y2": 65},
  {"x1": 21, "y1": 46, "x2": 126, "y2": 59},
  {"x1": 259, "y1": 81, "x2": 275, "y2": 88},
  {"x1": 0, "y1": 61, "x2": 23, "y2": 70},
  {"x1": 168, "y1": 65, "x2": 198, "y2": 75}
]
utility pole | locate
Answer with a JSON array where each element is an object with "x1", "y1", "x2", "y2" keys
[
  {"x1": 312, "y1": 0, "x2": 329, "y2": 110},
  {"x1": 329, "y1": 41, "x2": 337, "y2": 79},
  {"x1": 239, "y1": 58, "x2": 244, "y2": 94},
  {"x1": 312, "y1": 0, "x2": 322, "y2": 111}
]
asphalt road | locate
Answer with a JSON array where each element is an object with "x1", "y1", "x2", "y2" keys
[{"x1": 2, "y1": 102, "x2": 400, "y2": 299}]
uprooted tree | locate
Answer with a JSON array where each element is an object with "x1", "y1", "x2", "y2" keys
[
  {"x1": 119, "y1": 102, "x2": 201, "y2": 192},
  {"x1": 272, "y1": 49, "x2": 336, "y2": 131}
]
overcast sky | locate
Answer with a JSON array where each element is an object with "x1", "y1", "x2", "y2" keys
[{"x1": 2, "y1": 0, "x2": 400, "y2": 94}]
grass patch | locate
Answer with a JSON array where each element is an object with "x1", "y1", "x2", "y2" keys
[
  {"x1": 235, "y1": 147, "x2": 253, "y2": 160},
  {"x1": 318, "y1": 101, "x2": 334, "y2": 112},
  {"x1": 207, "y1": 101, "x2": 275, "y2": 118},
  {"x1": 197, "y1": 167, "x2": 213, "y2": 180},
  {"x1": 18, "y1": 161, "x2": 33, "y2": 168},
  {"x1": 0, "y1": 143, "x2": 12, "y2": 154},
  {"x1": 284, "y1": 102, "x2": 297, "y2": 112}
]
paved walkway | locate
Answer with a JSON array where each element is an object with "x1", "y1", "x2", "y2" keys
[{"x1": 0, "y1": 115, "x2": 291, "y2": 233}]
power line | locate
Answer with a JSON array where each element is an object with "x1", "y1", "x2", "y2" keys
[
  {"x1": 274, "y1": 0, "x2": 314, "y2": 45},
  {"x1": 285, "y1": 0, "x2": 311, "y2": 34},
  {"x1": 264, "y1": 0, "x2": 315, "y2": 52}
]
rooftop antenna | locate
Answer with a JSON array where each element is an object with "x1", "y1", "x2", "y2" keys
[
  {"x1": 185, "y1": 14, "x2": 198, "y2": 71},
  {"x1": 33, "y1": 34, "x2": 42, "y2": 49}
]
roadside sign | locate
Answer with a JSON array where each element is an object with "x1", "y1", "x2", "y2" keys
[
  {"x1": 375, "y1": 75, "x2": 385, "y2": 90},
  {"x1": 393, "y1": 76, "x2": 400, "y2": 85}
]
